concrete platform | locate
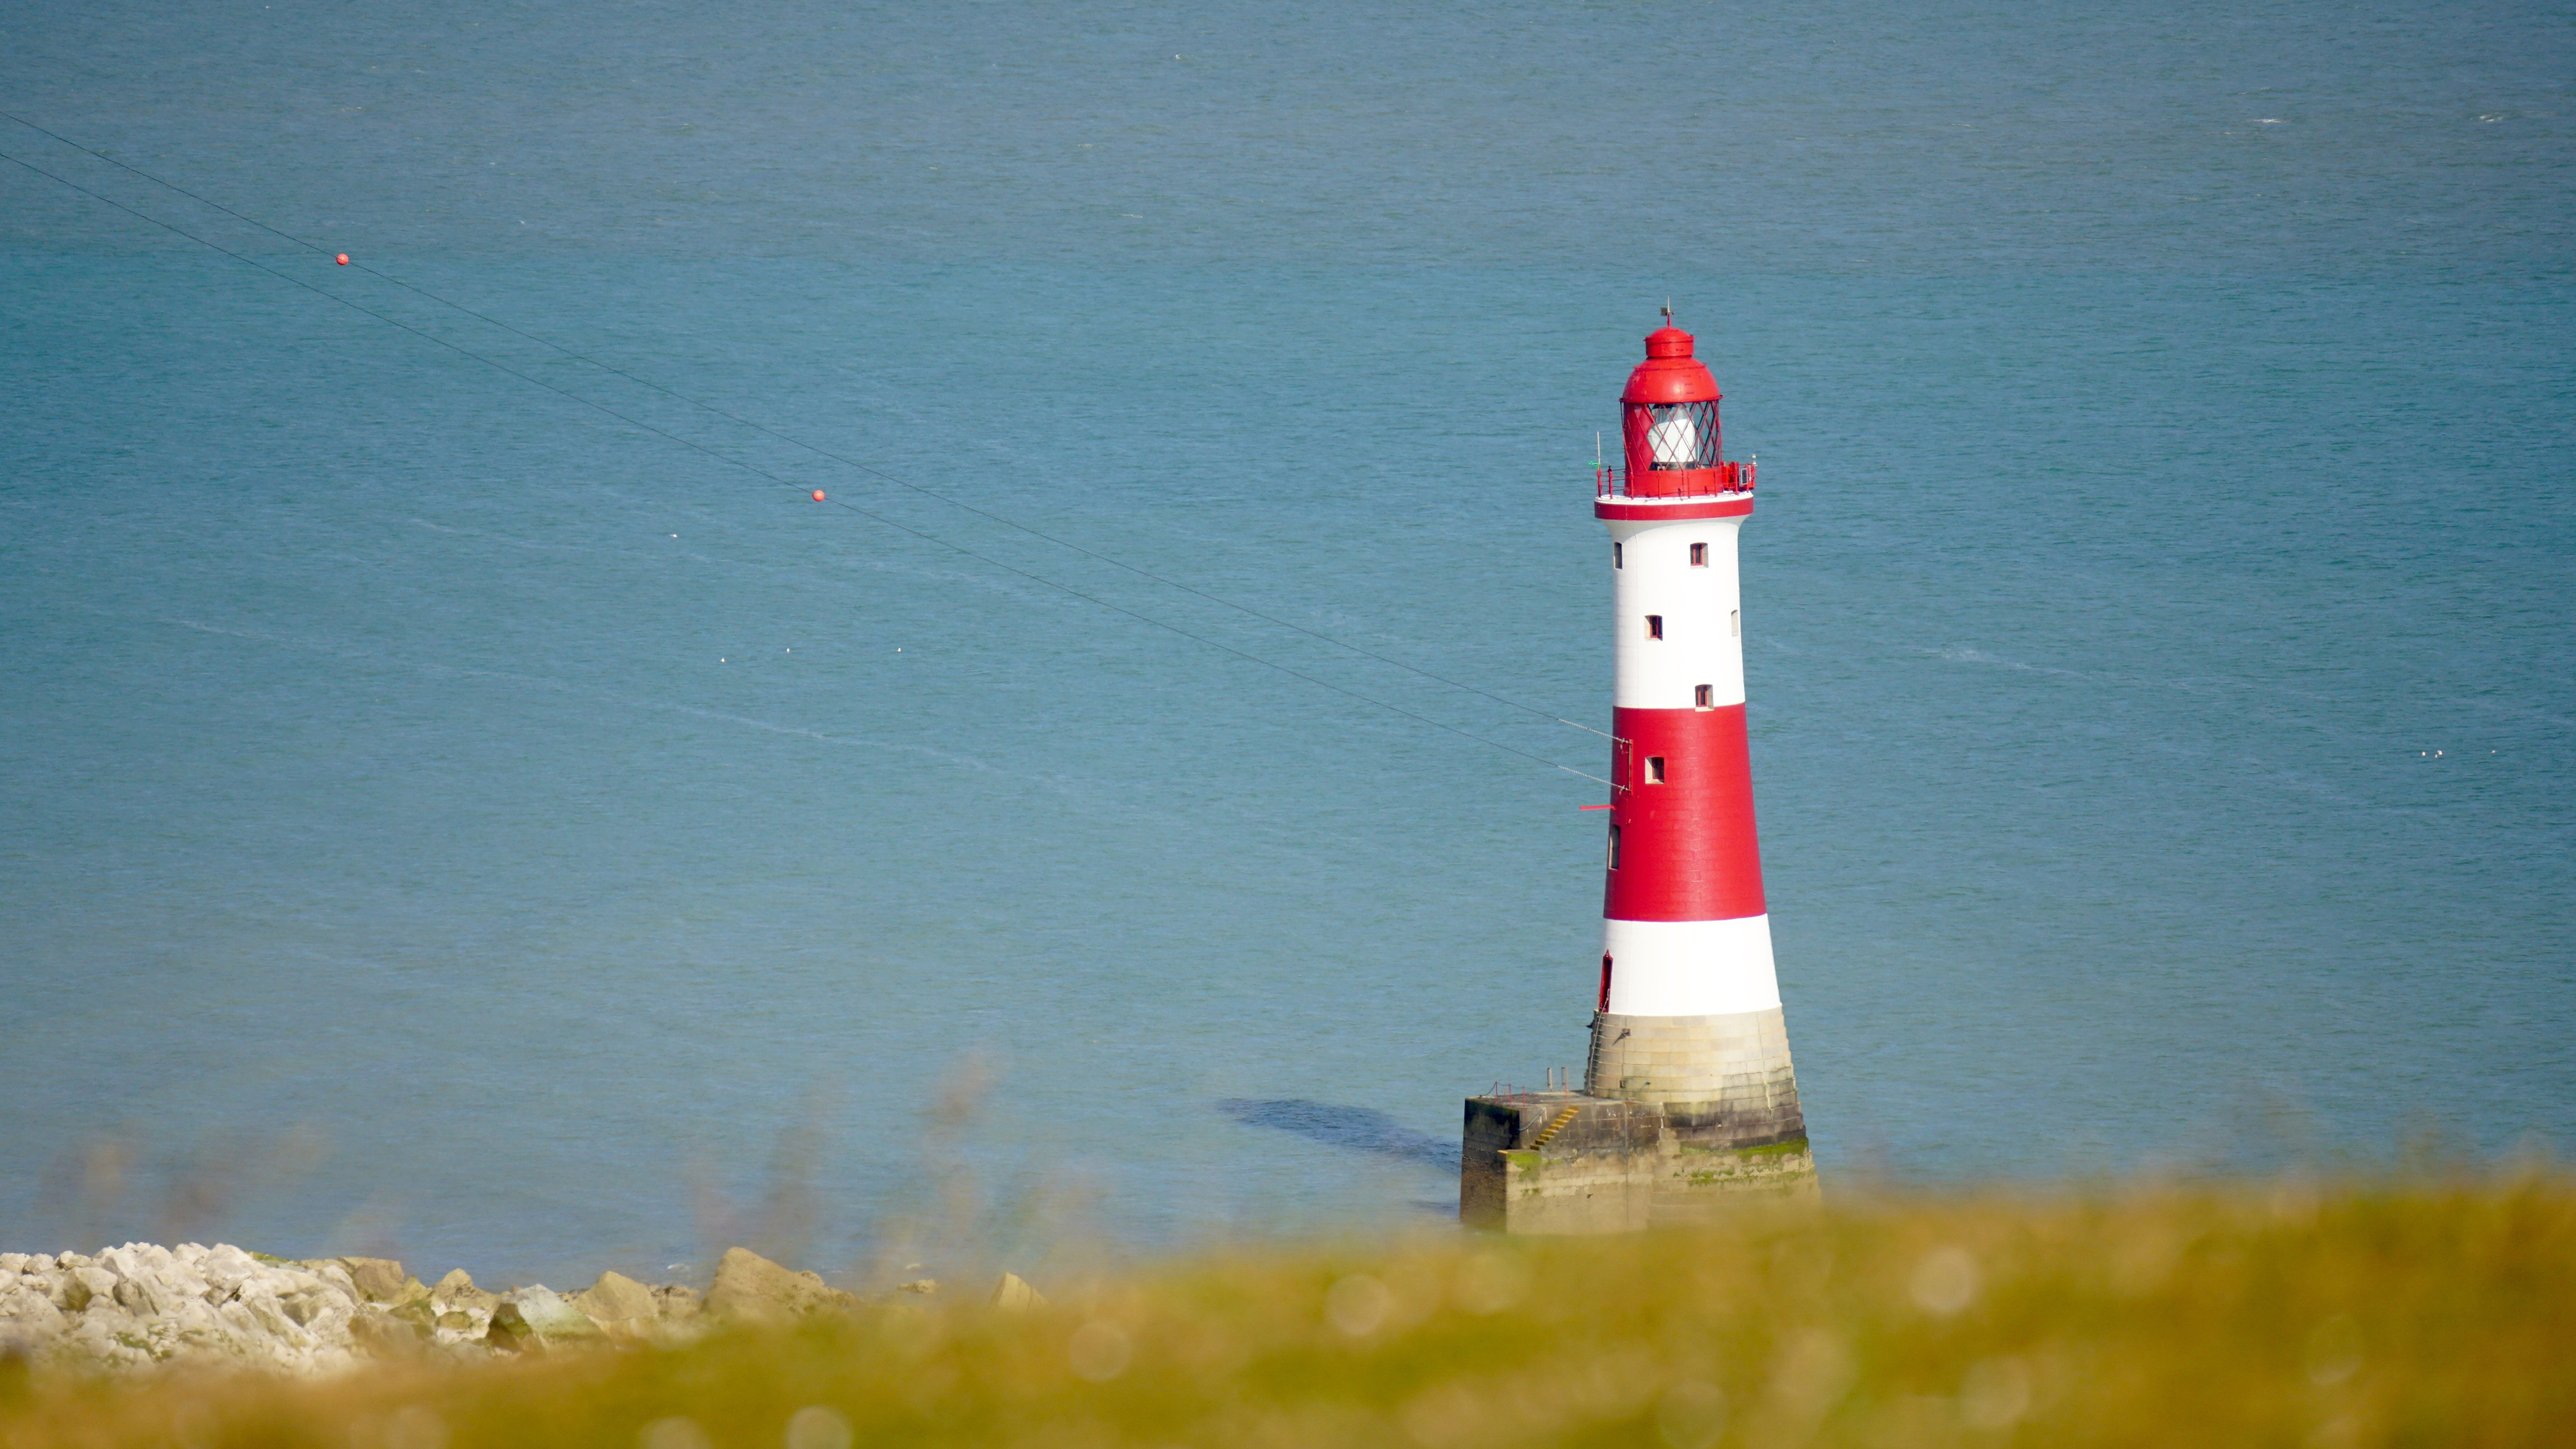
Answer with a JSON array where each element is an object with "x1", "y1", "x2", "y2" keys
[{"x1": 1458, "y1": 1091, "x2": 1817, "y2": 1234}]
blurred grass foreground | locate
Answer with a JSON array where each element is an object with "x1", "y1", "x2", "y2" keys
[{"x1": 4, "y1": 1178, "x2": 2569, "y2": 1449}]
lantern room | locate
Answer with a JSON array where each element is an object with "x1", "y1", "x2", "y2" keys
[{"x1": 1611, "y1": 320, "x2": 1740, "y2": 498}]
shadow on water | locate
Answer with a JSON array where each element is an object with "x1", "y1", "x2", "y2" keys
[{"x1": 1216, "y1": 1099, "x2": 1458, "y2": 1173}]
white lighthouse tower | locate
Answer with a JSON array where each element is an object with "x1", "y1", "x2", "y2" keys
[{"x1": 1461, "y1": 315, "x2": 1814, "y2": 1232}]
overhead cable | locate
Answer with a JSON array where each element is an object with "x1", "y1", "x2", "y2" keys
[
  {"x1": 0, "y1": 109, "x2": 1613, "y2": 746},
  {"x1": 0, "y1": 143, "x2": 1616, "y2": 792}
]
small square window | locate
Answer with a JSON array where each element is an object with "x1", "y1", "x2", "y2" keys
[
  {"x1": 1645, "y1": 755, "x2": 1666, "y2": 784},
  {"x1": 1695, "y1": 684, "x2": 1713, "y2": 708},
  {"x1": 1690, "y1": 542, "x2": 1707, "y2": 567},
  {"x1": 1612, "y1": 542, "x2": 1623, "y2": 569},
  {"x1": 1607, "y1": 824, "x2": 1621, "y2": 869},
  {"x1": 1646, "y1": 614, "x2": 1663, "y2": 640}
]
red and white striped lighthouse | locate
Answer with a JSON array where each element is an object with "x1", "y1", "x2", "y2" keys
[
  {"x1": 1582, "y1": 315, "x2": 1806, "y2": 1152},
  {"x1": 1457, "y1": 317, "x2": 1813, "y2": 1231}
]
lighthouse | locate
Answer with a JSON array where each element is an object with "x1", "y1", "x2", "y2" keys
[{"x1": 1460, "y1": 315, "x2": 1815, "y2": 1232}]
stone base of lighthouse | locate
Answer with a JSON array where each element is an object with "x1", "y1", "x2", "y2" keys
[
  {"x1": 1458, "y1": 1010, "x2": 1815, "y2": 1234},
  {"x1": 1585, "y1": 1008, "x2": 1807, "y2": 1148}
]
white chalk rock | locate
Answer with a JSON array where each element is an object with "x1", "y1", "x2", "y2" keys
[
  {"x1": 215, "y1": 1297, "x2": 272, "y2": 1348},
  {"x1": 989, "y1": 1271, "x2": 1046, "y2": 1311},
  {"x1": 571, "y1": 1271, "x2": 659, "y2": 1330},
  {"x1": 100, "y1": 1243, "x2": 172, "y2": 1280},
  {"x1": 58, "y1": 1265, "x2": 116, "y2": 1313},
  {"x1": 199, "y1": 1244, "x2": 264, "y2": 1293},
  {"x1": 336, "y1": 1257, "x2": 425, "y2": 1305},
  {"x1": 240, "y1": 1289, "x2": 311, "y2": 1347},
  {"x1": 64, "y1": 1297, "x2": 150, "y2": 1368},
  {"x1": 486, "y1": 1289, "x2": 603, "y2": 1352},
  {"x1": 304, "y1": 1260, "x2": 362, "y2": 1301},
  {"x1": 1, "y1": 1241, "x2": 688, "y2": 1372},
  {"x1": 0, "y1": 1280, "x2": 68, "y2": 1355},
  {"x1": 350, "y1": 1301, "x2": 436, "y2": 1359},
  {"x1": 168, "y1": 1295, "x2": 231, "y2": 1351}
]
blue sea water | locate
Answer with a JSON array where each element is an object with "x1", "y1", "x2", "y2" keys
[{"x1": 3, "y1": 0, "x2": 2571, "y2": 1285}]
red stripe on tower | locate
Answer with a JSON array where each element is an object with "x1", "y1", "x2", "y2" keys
[{"x1": 1604, "y1": 704, "x2": 1766, "y2": 921}]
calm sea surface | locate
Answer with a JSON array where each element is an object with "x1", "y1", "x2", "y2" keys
[{"x1": 4, "y1": 0, "x2": 2571, "y2": 1285}]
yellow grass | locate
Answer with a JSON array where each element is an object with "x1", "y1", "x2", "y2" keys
[{"x1": 5, "y1": 1178, "x2": 2570, "y2": 1448}]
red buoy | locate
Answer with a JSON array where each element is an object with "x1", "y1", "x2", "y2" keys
[
  {"x1": 335, "y1": 254, "x2": 349, "y2": 266},
  {"x1": 812, "y1": 490, "x2": 826, "y2": 501}
]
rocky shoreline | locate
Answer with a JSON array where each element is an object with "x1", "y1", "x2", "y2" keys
[{"x1": 0, "y1": 1242, "x2": 981, "y2": 1373}]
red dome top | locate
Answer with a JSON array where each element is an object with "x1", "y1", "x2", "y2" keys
[{"x1": 1621, "y1": 326, "x2": 1721, "y2": 405}]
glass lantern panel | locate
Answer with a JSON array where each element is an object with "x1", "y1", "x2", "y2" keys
[{"x1": 1635, "y1": 401, "x2": 1719, "y2": 470}]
